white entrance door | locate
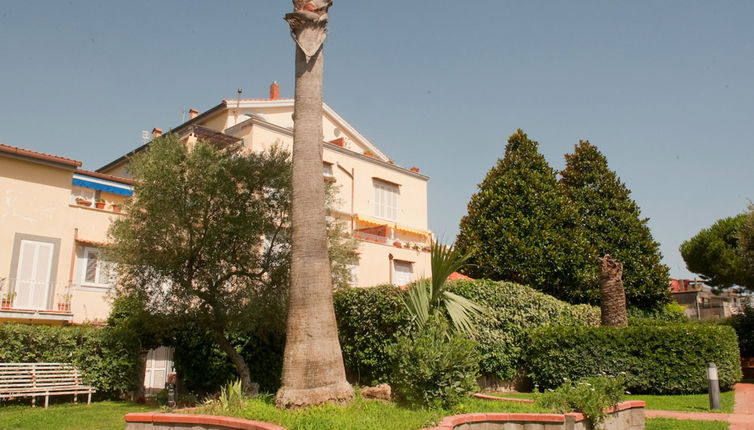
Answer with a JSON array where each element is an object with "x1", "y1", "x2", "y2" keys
[
  {"x1": 393, "y1": 260, "x2": 414, "y2": 287},
  {"x1": 14, "y1": 240, "x2": 54, "y2": 310},
  {"x1": 144, "y1": 347, "x2": 175, "y2": 394}
]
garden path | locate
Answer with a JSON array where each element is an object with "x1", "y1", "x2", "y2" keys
[{"x1": 644, "y1": 382, "x2": 754, "y2": 430}]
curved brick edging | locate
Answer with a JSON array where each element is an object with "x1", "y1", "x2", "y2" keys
[
  {"x1": 124, "y1": 412, "x2": 285, "y2": 430},
  {"x1": 423, "y1": 400, "x2": 646, "y2": 430},
  {"x1": 472, "y1": 393, "x2": 535, "y2": 403}
]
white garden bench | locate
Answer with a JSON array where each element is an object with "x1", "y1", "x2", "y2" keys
[{"x1": 0, "y1": 362, "x2": 96, "y2": 408}]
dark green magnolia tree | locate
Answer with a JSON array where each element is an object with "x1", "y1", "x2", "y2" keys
[
  {"x1": 560, "y1": 140, "x2": 670, "y2": 309},
  {"x1": 739, "y1": 205, "x2": 754, "y2": 283},
  {"x1": 108, "y1": 135, "x2": 358, "y2": 393},
  {"x1": 456, "y1": 129, "x2": 594, "y2": 303},
  {"x1": 680, "y1": 214, "x2": 754, "y2": 291}
]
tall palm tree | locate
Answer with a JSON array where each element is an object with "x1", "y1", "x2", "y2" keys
[{"x1": 276, "y1": 0, "x2": 353, "y2": 408}]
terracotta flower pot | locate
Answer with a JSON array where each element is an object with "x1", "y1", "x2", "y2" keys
[
  {"x1": 95, "y1": 202, "x2": 106, "y2": 209},
  {"x1": 112, "y1": 205, "x2": 121, "y2": 213},
  {"x1": 76, "y1": 199, "x2": 92, "y2": 207}
]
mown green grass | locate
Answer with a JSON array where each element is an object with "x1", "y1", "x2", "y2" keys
[
  {"x1": 486, "y1": 391, "x2": 735, "y2": 414},
  {"x1": 0, "y1": 400, "x2": 154, "y2": 430},
  {"x1": 202, "y1": 394, "x2": 549, "y2": 430},
  {"x1": 645, "y1": 418, "x2": 729, "y2": 430},
  {"x1": 626, "y1": 392, "x2": 734, "y2": 414}
]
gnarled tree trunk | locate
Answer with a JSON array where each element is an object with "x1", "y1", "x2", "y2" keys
[
  {"x1": 599, "y1": 254, "x2": 628, "y2": 327},
  {"x1": 213, "y1": 329, "x2": 256, "y2": 394},
  {"x1": 276, "y1": 0, "x2": 353, "y2": 408}
]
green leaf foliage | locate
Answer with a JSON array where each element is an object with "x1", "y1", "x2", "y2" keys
[
  {"x1": 536, "y1": 375, "x2": 626, "y2": 426},
  {"x1": 448, "y1": 279, "x2": 599, "y2": 380},
  {"x1": 726, "y1": 304, "x2": 754, "y2": 357},
  {"x1": 402, "y1": 241, "x2": 485, "y2": 337},
  {"x1": 526, "y1": 324, "x2": 742, "y2": 394},
  {"x1": 334, "y1": 279, "x2": 599, "y2": 385},
  {"x1": 0, "y1": 323, "x2": 140, "y2": 398},
  {"x1": 560, "y1": 140, "x2": 671, "y2": 309},
  {"x1": 386, "y1": 317, "x2": 479, "y2": 409},
  {"x1": 456, "y1": 130, "x2": 595, "y2": 304},
  {"x1": 680, "y1": 214, "x2": 754, "y2": 290},
  {"x1": 333, "y1": 285, "x2": 411, "y2": 385}
]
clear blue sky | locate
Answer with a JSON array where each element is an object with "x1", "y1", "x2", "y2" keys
[{"x1": 1, "y1": 1, "x2": 752, "y2": 279}]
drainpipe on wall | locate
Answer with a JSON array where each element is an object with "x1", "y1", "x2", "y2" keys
[
  {"x1": 68, "y1": 228, "x2": 78, "y2": 286},
  {"x1": 336, "y1": 163, "x2": 355, "y2": 231}
]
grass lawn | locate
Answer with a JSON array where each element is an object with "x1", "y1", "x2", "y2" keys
[
  {"x1": 646, "y1": 418, "x2": 729, "y2": 430},
  {"x1": 485, "y1": 391, "x2": 735, "y2": 413},
  {"x1": 199, "y1": 394, "x2": 550, "y2": 430},
  {"x1": 0, "y1": 401, "x2": 154, "y2": 430},
  {"x1": 626, "y1": 392, "x2": 734, "y2": 414}
]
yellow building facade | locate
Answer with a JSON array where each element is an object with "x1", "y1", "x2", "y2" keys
[
  {"x1": 0, "y1": 144, "x2": 131, "y2": 324},
  {"x1": 0, "y1": 83, "x2": 432, "y2": 325}
]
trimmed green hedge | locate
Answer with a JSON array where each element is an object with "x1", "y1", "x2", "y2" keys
[
  {"x1": 334, "y1": 280, "x2": 600, "y2": 384},
  {"x1": 0, "y1": 323, "x2": 140, "y2": 398},
  {"x1": 448, "y1": 280, "x2": 600, "y2": 380},
  {"x1": 334, "y1": 285, "x2": 411, "y2": 385},
  {"x1": 526, "y1": 324, "x2": 742, "y2": 394}
]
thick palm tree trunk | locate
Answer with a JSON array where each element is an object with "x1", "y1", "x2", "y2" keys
[
  {"x1": 599, "y1": 254, "x2": 628, "y2": 327},
  {"x1": 276, "y1": 0, "x2": 352, "y2": 408}
]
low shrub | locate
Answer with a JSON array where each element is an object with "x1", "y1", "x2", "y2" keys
[
  {"x1": 527, "y1": 324, "x2": 741, "y2": 394},
  {"x1": 386, "y1": 318, "x2": 479, "y2": 409},
  {"x1": 536, "y1": 375, "x2": 626, "y2": 426},
  {"x1": 0, "y1": 323, "x2": 140, "y2": 398}
]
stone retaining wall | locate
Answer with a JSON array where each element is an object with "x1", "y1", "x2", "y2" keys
[
  {"x1": 124, "y1": 412, "x2": 285, "y2": 430},
  {"x1": 424, "y1": 401, "x2": 645, "y2": 430}
]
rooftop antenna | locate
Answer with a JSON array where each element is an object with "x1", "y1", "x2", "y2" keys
[{"x1": 235, "y1": 88, "x2": 243, "y2": 125}]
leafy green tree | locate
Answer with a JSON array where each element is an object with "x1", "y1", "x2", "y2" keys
[
  {"x1": 680, "y1": 214, "x2": 754, "y2": 290},
  {"x1": 108, "y1": 135, "x2": 291, "y2": 392},
  {"x1": 560, "y1": 140, "x2": 670, "y2": 309},
  {"x1": 456, "y1": 129, "x2": 594, "y2": 303}
]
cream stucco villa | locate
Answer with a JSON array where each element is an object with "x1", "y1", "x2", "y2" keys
[{"x1": 0, "y1": 82, "x2": 432, "y2": 328}]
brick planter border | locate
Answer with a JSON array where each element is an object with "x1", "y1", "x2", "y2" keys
[
  {"x1": 423, "y1": 400, "x2": 646, "y2": 430},
  {"x1": 124, "y1": 412, "x2": 285, "y2": 430}
]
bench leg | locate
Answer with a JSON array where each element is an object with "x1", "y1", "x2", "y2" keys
[
  {"x1": 74, "y1": 392, "x2": 77, "y2": 404},
  {"x1": 87, "y1": 392, "x2": 91, "y2": 405},
  {"x1": 31, "y1": 396, "x2": 35, "y2": 408},
  {"x1": 45, "y1": 395, "x2": 49, "y2": 409}
]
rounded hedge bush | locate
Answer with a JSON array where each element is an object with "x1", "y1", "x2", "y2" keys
[
  {"x1": 334, "y1": 279, "x2": 600, "y2": 384},
  {"x1": 526, "y1": 324, "x2": 742, "y2": 394}
]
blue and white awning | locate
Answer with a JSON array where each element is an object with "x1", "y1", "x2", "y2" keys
[{"x1": 72, "y1": 173, "x2": 133, "y2": 197}]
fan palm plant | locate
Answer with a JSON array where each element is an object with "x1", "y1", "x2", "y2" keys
[{"x1": 403, "y1": 241, "x2": 485, "y2": 336}]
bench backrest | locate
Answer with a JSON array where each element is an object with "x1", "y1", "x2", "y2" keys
[{"x1": 0, "y1": 363, "x2": 86, "y2": 393}]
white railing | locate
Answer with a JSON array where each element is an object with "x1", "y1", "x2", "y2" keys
[{"x1": 0, "y1": 278, "x2": 73, "y2": 313}]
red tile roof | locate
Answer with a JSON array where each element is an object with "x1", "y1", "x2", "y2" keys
[
  {"x1": 448, "y1": 272, "x2": 473, "y2": 281},
  {"x1": 0, "y1": 143, "x2": 82, "y2": 168}
]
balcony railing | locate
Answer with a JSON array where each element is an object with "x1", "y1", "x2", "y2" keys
[{"x1": 0, "y1": 278, "x2": 73, "y2": 314}]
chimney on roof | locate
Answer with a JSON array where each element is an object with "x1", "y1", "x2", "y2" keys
[
  {"x1": 189, "y1": 108, "x2": 199, "y2": 120},
  {"x1": 270, "y1": 81, "x2": 280, "y2": 100},
  {"x1": 410, "y1": 167, "x2": 420, "y2": 173},
  {"x1": 152, "y1": 128, "x2": 163, "y2": 139}
]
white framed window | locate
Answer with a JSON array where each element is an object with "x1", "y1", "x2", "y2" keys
[
  {"x1": 71, "y1": 186, "x2": 95, "y2": 205},
  {"x1": 373, "y1": 180, "x2": 399, "y2": 221},
  {"x1": 392, "y1": 260, "x2": 413, "y2": 287},
  {"x1": 77, "y1": 246, "x2": 115, "y2": 288}
]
